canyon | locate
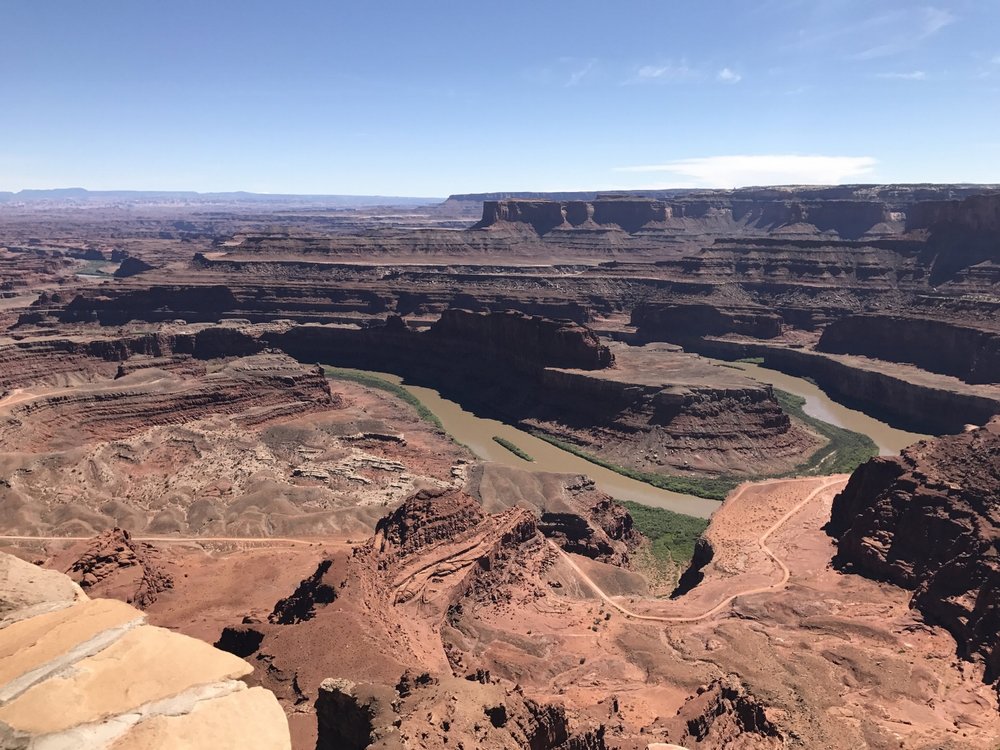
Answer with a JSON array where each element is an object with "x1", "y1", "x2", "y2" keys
[{"x1": 1, "y1": 184, "x2": 999, "y2": 749}]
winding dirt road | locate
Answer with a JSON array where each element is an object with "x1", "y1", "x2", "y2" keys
[
  {"x1": 0, "y1": 534, "x2": 331, "y2": 546},
  {"x1": 2, "y1": 476, "x2": 846, "y2": 624},
  {"x1": 553, "y1": 476, "x2": 847, "y2": 624}
]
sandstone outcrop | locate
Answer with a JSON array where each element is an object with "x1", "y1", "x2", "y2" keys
[
  {"x1": 538, "y1": 494, "x2": 640, "y2": 567},
  {"x1": 663, "y1": 676, "x2": 783, "y2": 749},
  {"x1": 315, "y1": 672, "x2": 609, "y2": 750},
  {"x1": 65, "y1": 528, "x2": 173, "y2": 608},
  {"x1": 0, "y1": 552, "x2": 290, "y2": 749},
  {"x1": 373, "y1": 488, "x2": 488, "y2": 557},
  {"x1": 828, "y1": 418, "x2": 1000, "y2": 681}
]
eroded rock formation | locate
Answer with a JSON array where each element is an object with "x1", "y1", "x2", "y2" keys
[
  {"x1": 818, "y1": 313, "x2": 1000, "y2": 384},
  {"x1": 0, "y1": 552, "x2": 291, "y2": 749},
  {"x1": 315, "y1": 673, "x2": 608, "y2": 750},
  {"x1": 64, "y1": 528, "x2": 173, "y2": 608},
  {"x1": 828, "y1": 418, "x2": 1000, "y2": 680},
  {"x1": 429, "y1": 309, "x2": 614, "y2": 371},
  {"x1": 664, "y1": 676, "x2": 784, "y2": 749}
]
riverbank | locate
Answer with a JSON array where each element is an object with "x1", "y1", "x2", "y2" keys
[{"x1": 323, "y1": 361, "x2": 920, "y2": 518}]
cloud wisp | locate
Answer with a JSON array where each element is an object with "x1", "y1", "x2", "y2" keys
[
  {"x1": 875, "y1": 70, "x2": 927, "y2": 80},
  {"x1": 631, "y1": 62, "x2": 697, "y2": 83},
  {"x1": 565, "y1": 59, "x2": 597, "y2": 87},
  {"x1": 627, "y1": 61, "x2": 743, "y2": 85},
  {"x1": 716, "y1": 67, "x2": 742, "y2": 83},
  {"x1": 852, "y1": 6, "x2": 954, "y2": 60},
  {"x1": 614, "y1": 154, "x2": 878, "y2": 188},
  {"x1": 788, "y1": 5, "x2": 955, "y2": 60}
]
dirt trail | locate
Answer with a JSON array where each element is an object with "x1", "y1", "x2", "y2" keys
[
  {"x1": 2, "y1": 477, "x2": 845, "y2": 624},
  {"x1": 0, "y1": 534, "x2": 334, "y2": 546},
  {"x1": 553, "y1": 476, "x2": 847, "y2": 624}
]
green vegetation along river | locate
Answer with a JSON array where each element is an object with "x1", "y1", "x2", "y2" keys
[
  {"x1": 325, "y1": 362, "x2": 929, "y2": 520},
  {"x1": 718, "y1": 360, "x2": 928, "y2": 455}
]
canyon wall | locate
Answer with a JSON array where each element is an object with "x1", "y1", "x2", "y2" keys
[
  {"x1": 631, "y1": 302, "x2": 783, "y2": 341},
  {"x1": 471, "y1": 187, "x2": 999, "y2": 239},
  {"x1": 428, "y1": 309, "x2": 614, "y2": 370},
  {"x1": 827, "y1": 419, "x2": 1000, "y2": 682},
  {"x1": 690, "y1": 338, "x2": 1000, "y2": 435},
  {"x1": 269, "y1": 311, "x2": 813, "y2": 477},
  {"x1": 818, "y1": 314, "x2": 1000, "y2": 384},
  {"x1": 907, "y1": 191, "x2": 1000, "y2": 232},
  {"x1": 474, "y1": 196, "x2": 900, "y2": 239},
  {"x1": 0, "y1": 327, "x2": 263, "y2": 390}
]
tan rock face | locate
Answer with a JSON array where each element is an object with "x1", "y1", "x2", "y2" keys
[
  {"x1": 0, "y1": 551, "x2": 290, "y2": 750},
  {"x1": 0, "y1": 554, "x2": 84, "y2": 628},
  {"x1": 109, "y1": 686, "x2": 290, "y2": 750},
  {"x1": 0, "y1": 598, "x2": 142, "y2": 702},
  {"x1": 0, "y1": 625, "x2": 253, "y2": 734}
]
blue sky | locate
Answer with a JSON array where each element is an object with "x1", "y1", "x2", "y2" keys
[{"x1": 1, "y1": 1, "x2": 998, "y2": 196}]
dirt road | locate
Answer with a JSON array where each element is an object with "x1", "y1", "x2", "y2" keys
[{"x1": 553, "y1": 476, "x2": 847, "y2": 624}]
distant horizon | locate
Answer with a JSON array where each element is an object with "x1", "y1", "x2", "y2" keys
[{"x1": 2, "y1": 182, "x2": 999, "y2": 203}]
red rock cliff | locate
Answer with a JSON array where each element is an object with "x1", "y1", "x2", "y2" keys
[
  {"x1": 828, "y1": 419, "x2": 1000, "y2": 682},
  {"x1": 429, "y1": 309, "x2": 614, "y2": 371}
]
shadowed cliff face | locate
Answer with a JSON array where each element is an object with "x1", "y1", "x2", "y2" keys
[
  {"x1": 429, "y1": 309, "x2": 614, "y2": 371},
  {"x1": 268, "y1": 311, "x2": 812, "y2": 478},
  {"x1": 908, "y1": 192, "x2": 1000, "y2": 286},
  {"x1": 631, "y1": 303, "x2": 783, "y2": 342},
  {"x1": 828, "y1": 418, "x2": 1000, "y2": 681},
  {"x1": 474, "y1": 195, "x2": 900, "y2": 239},
  {"x1": 818, "y1": 314, "x2": 1000, "y2": 385}
]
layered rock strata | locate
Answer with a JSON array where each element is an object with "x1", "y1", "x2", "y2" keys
[
  {"x1": 0, "y1": 552, "x2": 291, "y2": 749},
  {"x1": 269, "y1": 312, "x2": 816, "y2": 477},
  {"x1": 818, "y1": 313, "x2": 1000, "y2": 384},
  {"x1": 213, "y1": 486, "x2": 620, "y2": 747}
]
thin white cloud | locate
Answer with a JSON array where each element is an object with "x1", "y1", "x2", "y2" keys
[
  {"x1": 613, "y1": 155, "x2": 878, "y2": 188},
  {"x1": 876, "y1": 70, "x2": 927, "y2": 80},
  {"x1": 629, "y1": 62, "x2": 697, "y2": 83},
  {"x1": 852, "y1": 6, "x2": 954, "y2": 60},
  {"x1": 566, "y1": 59, "x2": 596, "y2": 87},
  {"x1": 716, "y1": 67, "x2": 742, "y2": 84},
  {"x1": 789, "y1": 5, "x2": 955, "y2": 60}
]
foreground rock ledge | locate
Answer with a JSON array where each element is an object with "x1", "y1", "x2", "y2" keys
[{"x1": 0, "y1": 552, "x2": 291, "y2": 750}]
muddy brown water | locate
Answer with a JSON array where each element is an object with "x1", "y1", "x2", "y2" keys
[
  {"x1": 717, "y1": 360, "x2": 928, "y2": 455},
  {"x1": 347, "y1": 365, "x2": 927, "y2": 520}
]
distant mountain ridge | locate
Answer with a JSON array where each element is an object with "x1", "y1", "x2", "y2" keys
[{"x1": 0, "y1": 188, "x2": 440, "y2": 208}]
